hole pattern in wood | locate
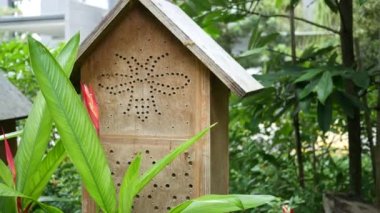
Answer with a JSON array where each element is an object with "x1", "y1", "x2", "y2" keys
[
  {"x1": 96, "y1": 53, "x2": 191, "y2": 122},
  {"x1": 105, "y1": 141, "x2": 196, "y2": 212}
]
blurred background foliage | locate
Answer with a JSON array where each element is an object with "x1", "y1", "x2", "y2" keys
[{"x1": 1, "y1": 0, "x2": 379, "y2": 212}]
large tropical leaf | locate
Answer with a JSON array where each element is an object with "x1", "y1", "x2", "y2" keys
[
  {"x1": 0, "y1": 160, "x2": 13, "y2": 187},
  {"x1": 15, "y1": 34, "x2": 80, "y2": 193},
  {"x1": 169, "y1": 194, "x2": 276, "y2": 213},
  {"x1": 136, "y1": 124, "x2": 215, "y2": 193},
  {"x1": 118, "y1": 154, "x2": 142, "y2": 213},
  {"x1": 0, "y1": 160, "x2": 16, "y2": 213},
  {"x1": 28, "y1": 36, "x2": 116, "y2": 212},
  {"x1": 23, "y1": 141, "x2": 66, "y2": 200},
  {"x1": 0, "y1": 183, "x2": 62, "y2": 213}
]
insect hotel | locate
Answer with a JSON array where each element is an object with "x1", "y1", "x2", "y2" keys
[{"x1": 72, "y1": 0, "x2": 262, "y2": 212}]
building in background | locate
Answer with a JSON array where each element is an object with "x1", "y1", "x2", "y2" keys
[{"x1": 0, "y1": 0, "x2": 118, "y2": 45}]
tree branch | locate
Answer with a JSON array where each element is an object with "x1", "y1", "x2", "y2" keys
[{"x1": 247, "y1": 11, "x2": 340, "y2": 34}]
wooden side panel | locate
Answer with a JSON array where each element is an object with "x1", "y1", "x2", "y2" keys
[
  {"x1": 81, "y1": 3, "x2": 211, "y2": 212},
  {"x1": 210, "y1": 75, "x2": 229, "y2": 194}
]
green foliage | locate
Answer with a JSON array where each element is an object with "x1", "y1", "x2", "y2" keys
[
  {"x1": 169, "y1": 195, "x2": 276, "y2": 213},
  {"x1": 0, "y1": 35, "x2": 275, "y2": 213},
  {"x1": 0, "y1": 37, "x2": 37, "y2": 98},
  {"x1": 28, "y1": 35, "x2": 117, "y2": 212}
]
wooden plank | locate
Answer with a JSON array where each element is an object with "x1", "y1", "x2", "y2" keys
[
  {"x1": 0, "y1": 71, "x2": 31, "y2": 121},
  {"x1": 73, "y1": 0, "x2": 263, "y2": 97},
  {"x1": 210, "y1": 74, "x2": 229, "y2": 194},
  {"x1": 80, "y1": 3, "x2": 212, "y2": 212},
  {"x1": 140, "y1": 0, "x2": 263, "y2": 97}
]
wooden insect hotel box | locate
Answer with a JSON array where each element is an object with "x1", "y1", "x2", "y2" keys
[{"x1": 72, "y1": 0, "x2": 262, "y2": 212}]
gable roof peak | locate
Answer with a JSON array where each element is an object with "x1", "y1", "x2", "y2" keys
[{"x1": 74, "y1": 0, "x2": 262, "y2": 97}]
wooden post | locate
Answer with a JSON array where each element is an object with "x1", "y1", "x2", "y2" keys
[{"x1": 0, "y1": 119, "x2": 17, "y2": 162}]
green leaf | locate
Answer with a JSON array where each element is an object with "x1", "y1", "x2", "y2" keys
[
  {"x1": 317, "y1": 97, "x2": 333, "y2": 132},
  {"x1": 335, "y1": 91, "x2": 354, "y2": 118},
  {"x1": 28, "y1": 36, "x2": 116, "y2": 213},
  {"x1": 169, "y1": 194, "x2": 276, "y2": 213},
  {"x1": 315, "y1": 71, "x2": 333, "y2": 104},
  {"x1": 118, "y1": 154, "x2": 142, "y2": 213},
  {"x1": 351, "y1": 71, "x2": 370, "y2": 89},
  {"x1": 237, "y1": 48, "x2": 265, "y2": 59},
  {"x1": 15, "y1": 34, "x2": 80, "y2": 193},
  {"x1": 298, "y1": 79, "x2": 318, "y2": 99},
  {"x1": 135, "y1": 124, "x2": 215, "y2": 193},
  {"x1": 256, "y1": 33, "x2": 279, "y2": 48},
  {"x1": 248, "y1": 21, "x2": 262, "y2": 49},
  {"x1": 0, "y1": 183, "x2": 62, "y2": 213},
  {"x1": 23, "y1": 141, "x2": 66, "y2": 200},
  {"x1": 0, "y1": 161, "x2": 16, "y2": 213},
  {"x1": 294, "y1": 69, "x2": 323, "y2": 83},
  {"x1": 0, "y1": 160, "x2": 14, "y2": 187}
]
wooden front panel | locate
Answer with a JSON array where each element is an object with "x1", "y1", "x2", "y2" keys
[{"x1": 81, "y1": 2, "x2": 210, "y2": 212}]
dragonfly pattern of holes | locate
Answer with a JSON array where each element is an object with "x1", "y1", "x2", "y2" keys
[{"x1": 97, "y1": 52, "x2": 191, "y2": 122}]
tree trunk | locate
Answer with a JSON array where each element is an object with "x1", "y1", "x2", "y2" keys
[
  {"x1": 338, "y1": 0, "x2": 362, "y2": 197},
  {"x1": 290, "y1": 4, "x2": 305, "y2": 188},
  {"x1": 376, "y1": 86, "x2": 380, "y2": 207}
]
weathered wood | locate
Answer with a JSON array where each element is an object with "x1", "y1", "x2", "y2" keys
[
  {"x1": 0, "y1": 71, "x2": 31, "y2": 121},
  {"x1": 80, "y1": 3, "x2": 213, "y2": 212},
  {"x1": 73, "y1": 0, "x2": 262, "y2": 97},
  {"x1": 210, "y1": 74, "x2": 229, "y2": 194},
  {"x1": 323, "y1": 193, "x2": 380, "y2": 213},
  {"x1": 0, "y1": 120, "x2": 17, "y2": 163}
]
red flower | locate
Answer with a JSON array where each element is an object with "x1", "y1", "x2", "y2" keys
[
  {"x1": 2, "y1": 129, "x2": 16, "y2": 183},
  {"x1": 81, "y1": 83, "x2": 100, "y2": 134}
]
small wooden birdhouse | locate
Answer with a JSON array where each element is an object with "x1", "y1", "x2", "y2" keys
[
  {"x1": 72, "y1": 0, "x2": 262, "y2": 212},
  {"x1": 0, "y1": 71, "x2": 31, "y2": 162}
]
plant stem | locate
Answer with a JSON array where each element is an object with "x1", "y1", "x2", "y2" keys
[
  {"x1": 0, "y1": 130, "x2": 23, "y2": 141},
  {"x1": 290, "y1": 3, "x2": 305, "y2": 188}
]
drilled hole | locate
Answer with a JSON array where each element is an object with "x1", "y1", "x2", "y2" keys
[
  {"x1": 172, "y1": 173, "x2": 176, "y2": 177},
  {"x1": 145, "y1": 150, "x2": 150, "y2": 154},
  {"x1": 116, "y1": 161, "x2": 120, "y2": 165},
  {"x1": 189, "y1": 184, "x2": 193, "y2": 188},
  {"x1": 165, "y1": 184, "x2": 170, "y2": 188}
]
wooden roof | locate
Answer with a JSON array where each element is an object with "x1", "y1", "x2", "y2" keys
[
  {"x1": 74, "y1": 0, "x2": 263, "y2": 97},
  {"x1": 0, "y1": 71, "x2": 31, "y2": 121}
]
